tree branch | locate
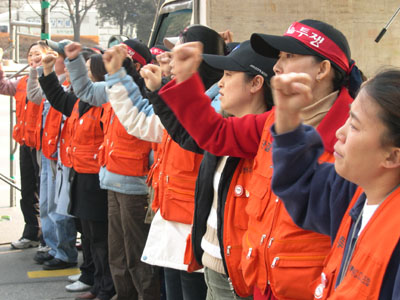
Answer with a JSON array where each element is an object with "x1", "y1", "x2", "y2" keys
[{"x1": 25, "y1": 0, "x2": 40, "y2": 16}]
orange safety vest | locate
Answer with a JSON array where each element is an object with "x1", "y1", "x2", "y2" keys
[
  {"x1": 183, "y1": 158, "x2": 254, "y2": 297},
  {"x1": 98, "y1": 102, "x2": 151, "y2": 176},
  {"x1": 41, "y1": 106, "x2": 63, "y2": 160},
  {"x1": 223, "y1": 158, "x2": 254, "y2": 297},
  {"x1": 312, "y1": 186, "x2": 400, "y2": 300},
  {"x1": 59, "y1": 100, "x2": 103, "y2": 173},
  {"x1": 12, "y1": 76, "x2": 44, "y2": 148},
  {"x1": 241, "y1": 110, "x2": 332, "y2": 300},
  {"x1": 12, "y1": 76, "x2": 28, "y2": 145},
  {"x1": 148, "y1": 129, "x2": 203, "y2": 224}
]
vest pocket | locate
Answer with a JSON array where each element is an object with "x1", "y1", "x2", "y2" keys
[
  {"x1": 269, "y1": 253, "x2": 326, "y2": 299},
  {"x1": 240, "y1": 232, "x2": 260, "y2": 289}
]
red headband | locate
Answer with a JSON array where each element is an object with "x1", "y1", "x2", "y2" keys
[
  {"x1": 150, "y1": 47, "x2": 166, "y2": 56},
  {"x1": 284, "y1": 22, "x2": 350, "y2": 74},
  {"x1": 125, "y1": 45, "x2": 147, "y2": 66}
]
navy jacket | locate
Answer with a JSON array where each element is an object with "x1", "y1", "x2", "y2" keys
[{"x1": 271, "y1": 124, "x2": 400, "y2": 299}]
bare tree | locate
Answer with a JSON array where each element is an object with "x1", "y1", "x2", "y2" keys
[
  {"x1": 63, "y1": 0, "x2": 96, "y2": 41},
  {"x1": 25, "y1": 0, "x2": 61, "y2": 17}
]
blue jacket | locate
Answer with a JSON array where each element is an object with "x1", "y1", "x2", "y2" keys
[{"x1": 271, "y1": 124, "x2": 400, "y2": 299}]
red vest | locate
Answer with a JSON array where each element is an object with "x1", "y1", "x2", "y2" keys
[
  {"x1": 241, "y1": 110, "x2": 332, "y2": 300},
  {"x1": 41, "y1": 106, "x2": 63, "y2": 160},
  {"x1": 149, "y1": 129, "x2": 203, "y2": 224},
  {"x1": 59, "y1": 100, "x2": 103, "y2": 173},
  {"x1": 312, "y1": 186, "x2": 400, "y2": 300},
  {"x1": 98, "y1": 102, "x2": 151, "y2": 176}
]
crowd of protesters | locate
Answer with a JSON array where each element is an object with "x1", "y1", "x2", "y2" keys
[{"x1": 0, "y1": 17, "x2": 399, "y2": 300}]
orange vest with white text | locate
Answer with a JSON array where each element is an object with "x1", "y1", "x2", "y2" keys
[
  {"x1": 59, "y1": 100, "x2": 103, "y2": 173},
  {"x1": 312, "y1": 186, "x2": 400, "y2": 300},
  {"x1": 98, "y1": 102, "x2": 151, "y2": 176},
  {"x1": 241, "y1": 110, "x2": 332, "y2": 300},
  {"x1": 149, "y1": 129, "x2": 203, "y2": 224}
]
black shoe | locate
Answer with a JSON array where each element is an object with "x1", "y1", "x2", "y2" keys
[
  {"x1": 43, "y1": 258, "x2": 77, "y2": 270},
  {"x1": 34, "y1": 251, "x2": 54, "y2": 264}
]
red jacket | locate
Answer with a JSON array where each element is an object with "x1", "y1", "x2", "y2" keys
[
  {"x1": 98, "y1": 102, "x2": 151, "y2": 176},
  {"x1": 149, "y1": 129, "x2": 203, "y2": 224}
]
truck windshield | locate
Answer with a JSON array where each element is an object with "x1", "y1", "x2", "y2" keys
[{"x1": 154, "y1": 9, "x2": 192, "y2": 46}]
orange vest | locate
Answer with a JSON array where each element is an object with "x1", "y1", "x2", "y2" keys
[
  {"x1": 241, "y1": 111, "x2": 332, "y2": 299},
  {"x1": 41, "y1": 106, "x2": 63, "y2": 160},
  {"x1": 59, "y1": 105, "x2": 78, "y2": 168},
  {"x1": 149, "y1": 129, "x2": 203, "y2": 224},
  {"x1": 184, "y1": 157, "x2": 254, "y2": 297},
  {"x1": 12, "y1": 76, "x2": 28, "y2": 145},
  {"x1": 12, "y1": 76, "x2": 44, "y2": 148},
  {"x1": 223, "y1": 158, "x2": 254, "y2": 297},
  {"x1": 59, "y1": 100, "x2": 103, "y2": 173},
  {"x1": 312, "y1": 186, "x2": 400, "y2": 300},
  {"x1": 98, "y1": 102, "x2": 151, "y2": 176}
]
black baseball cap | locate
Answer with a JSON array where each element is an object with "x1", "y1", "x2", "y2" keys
[
  {"x1": 202, "y1": 40, "x2": 276, "y2": 80},
  {"x1": 122, "y1": 39, "x2": 152, "y2": 65},
  {"x1": 251, "y1": 19, "x2": 351, "y2": 73}
]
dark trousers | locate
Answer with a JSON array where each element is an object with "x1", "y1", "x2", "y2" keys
[
  {"x1": 81, "y1": 219, "x2": 115, "y2": 300},
  {"x1": 19, "y1": 145, "x2": 41, "y2": 241},
  {"x1": 75, "y1": 218, "x2": 95, "y2": 286},
  {"x1": 108, "y1": 191, "x2": 160, "y2": 300},
  {"x1": 164, "y1": 267, "x2": 207, "y2": 300}
]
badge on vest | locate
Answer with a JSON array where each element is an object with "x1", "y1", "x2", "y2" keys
[{"x1": 314, "y1": 272, "x2": 327, "y2": 299}]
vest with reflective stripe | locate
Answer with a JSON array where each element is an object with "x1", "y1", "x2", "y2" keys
[
  {"x1": 312, "y1": 186, "x2": 400, "y2": 300},
  {"x1": 241, "y1": 110, "x2": 332, "y2": 300},
  {"x1": 149, "y1": 129, "x2": 203, "y2": 224},
  {"x1": 98, "y1": 102, "x2": 151, "y2": 176}
]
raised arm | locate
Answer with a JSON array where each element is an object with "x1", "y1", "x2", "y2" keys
[
  {"x1": 158, "y1": 42, "x2": 266, "y2": 159},
  {"x1": 0, "y1": 65, "x2": 19, "y2": 96},
  {"x1": 39, "y1": 52, "x2": 77, "y2": 116},
  {"x1": 141, "y1": 63, "x2": 203, "y2": 153},
  {"x1": 65, "y1": 43, "x2": 107, "y2": 107},
  {"x1": 103, "y1": 45, "x2": 164, "y2": 143},
  {"x1": 27, "y1": 67, "x2": 44, "y2": 105},
  {"x1": 270, "y1": 73, "x2": 357, "y2": 239}
]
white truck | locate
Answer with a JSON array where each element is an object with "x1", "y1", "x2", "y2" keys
[{"x1": 148, "y1": 0, "x2": 400, "y2": 77}]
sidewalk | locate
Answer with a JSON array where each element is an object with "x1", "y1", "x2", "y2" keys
[{"x1": 0, "y1": 94, "x2": 82, "y2": 300}]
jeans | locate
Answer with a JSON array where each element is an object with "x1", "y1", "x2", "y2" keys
[
  {"x1": 164, "y1": 267, "x2": 207, "y2": 300},
  {"x1": 108, "y1": 191, "x2": 160, "y2": 300},
  {"x1": 39, "y1": 153, "x2": 77, "y2": 263},
  {"x1": 204, "y1": 267, "x2": 253, "y2": 300}
]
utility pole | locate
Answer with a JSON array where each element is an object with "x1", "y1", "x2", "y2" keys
[{"x1": 41, "y1": 0, "x2": 50, "y2": 40}]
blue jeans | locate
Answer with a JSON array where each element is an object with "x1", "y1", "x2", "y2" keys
[{"x1": 39, "y1": 154, "x2": 77, "y2": 263}]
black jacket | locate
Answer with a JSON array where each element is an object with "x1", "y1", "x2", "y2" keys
[{"x1": 39, "y1": 72, "x2": 108, "y2": 221}]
